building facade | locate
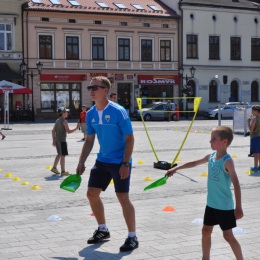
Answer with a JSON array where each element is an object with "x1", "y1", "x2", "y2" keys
[
  {"x1": 161, "y1": 0, "x2": 260, "y2": 113},
  {"x1": 23, "y1": 0, "x2": 180, "y2": 119},
  {"x1": 0, "y1": 0, "x2": 27, "y2": 119}
]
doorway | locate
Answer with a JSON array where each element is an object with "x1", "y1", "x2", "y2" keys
[{"x1": 117, "y1": 83, "x2": 132, "y2": 109}]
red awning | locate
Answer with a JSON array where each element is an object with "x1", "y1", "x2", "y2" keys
[{"x1": 0, "y1": 80, "x2": 32, "y2": 94}]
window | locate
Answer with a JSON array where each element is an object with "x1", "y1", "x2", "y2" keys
[
  {"x1": 209, "y1": 36, "x2": 219, "y2": 60},
  {"x1": 251, "y1": 81, "x2": 259, "y2": 101},
  {"x1": 0, "y1": 24, "x2": 12, "y2": 51},
  {"x1": 160, "y1": 40, "x2": 171, "y2": 61},
  {"x1": 40, "y1": 83, "x2": 81, "y2": 116},
  {"x1": 68, "y1": 0, "x2": 81, "y2": 5},
  {"x1": 66, "y1": 36, "x2": 79, "y2": 60},
  {"x1": 141, "y1": 39, "x2": 152, "y2": 61},
  {"x1": 162, "y1": 24, "x2": 169, "y2": 28},
  {"x1": 69, "y1": 19, "x2": 76, "y2": 23},
  {"x1": 42, "y1": 17, "x2": 49, "y2": 22},
  {"x1": 121, "y1": 22, "x2": 127, "y2": 26},
  {"x1": 94, "y1": 21, "x2": 102, "y2": 24},
  {"x1": 131, "y1": 4, "x2": 144, "y2": 10},
  {"x1": 230, "y1": 37, "x2": 241, "y2": 60},
  {"x1": 39, "y1": 35, "x2": 52, "y2": 59},
  {"x1": 49, "y1": 0, "x2": 61, "y2": 4},
  {"x1": 114, "y1": 3, "x2": 127, "y2": 8},
  {"x1": 143, "y1": 23, "x2": 150, "y2": 27},
  {"x1": 251, "y1": 38, "x2": 260, "y2": 61},
  {"x1": 187, "y1": 34, "x2": 198, "y2": 58},
  {"x1": 148, "y1": 5, "x2": 161, "y2": 11},
  {"x1": 118, "y1": 38, "x2": 130, "y2": 61},
  {"x1": 209, "y1": 80, "x2": 218, "y2": 102},
  {"x1": 92, "y1": 37, "x2": 104, "y2": 60},
  {"x1": 96, "y1": 2, "x2": 109, "y2": 8},
  {"x1": 230, "y1": 81, "x2": 239, "y2": 101},
  {"x1": 32, "y1": 0, "x2": 42, "y2": 3}
]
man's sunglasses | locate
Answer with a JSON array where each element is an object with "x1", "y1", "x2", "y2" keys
[{"x1": 87, "y1": 85, "x2": 106, "y2": 91}]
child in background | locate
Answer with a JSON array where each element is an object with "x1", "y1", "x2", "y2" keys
[
  {"x1": 247, "y1": 105, "x2": 260, "y2": 171},
  {"x1": 80, "y1": 105, "x2": 87, "y2": 141},
  {"x1": 166, "y1": 126, "x2": 244, "y2": 260}
]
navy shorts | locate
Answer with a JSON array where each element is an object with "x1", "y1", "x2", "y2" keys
[
  {"x1": 250, "y1": 136, "x2": 260, "y2": 153},
  {"x1": 56, "y1": 141, "x2": 68, "y2": 156},
  {"x1": 88, "y1": 160, "x2": 132, "y2": 193},
  {"x1": 204, "y1": 206, "x2": 236, "y2": 231}
]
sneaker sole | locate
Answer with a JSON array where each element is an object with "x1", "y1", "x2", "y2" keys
[{"x1": 87, "y1": 234, "x2": 110, "y2": 244}]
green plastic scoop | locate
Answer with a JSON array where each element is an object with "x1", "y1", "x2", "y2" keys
[
  {"x1": 60, "y1": 174, "x2": 82, "y2": 193},
  {"x1": 144, "y1": 175, "x2": 168, "y2": 191}
]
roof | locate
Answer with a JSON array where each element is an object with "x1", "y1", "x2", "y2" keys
[
  {"x1": 180, "y1": 0, "x2": 259, "y2": 9},
  {"x1": 25, "y1": 0, "x2": 178, "y2": 18},
  {"x1": 0, "y1": 63, "x2": 23, "y2": 81}
]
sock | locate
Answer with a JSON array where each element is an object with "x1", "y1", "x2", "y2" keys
[
  {"x1": 128, "y1": 232, "x2": 136, "y2": 238},
  {"x1": 98, "y1": 224, "x2": 108, "y2": 231}
]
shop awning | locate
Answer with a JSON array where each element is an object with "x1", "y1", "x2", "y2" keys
[
  {"x1": 0, "y1": 80, "x2": 32, "y2": 94},
  {"x1": 0, "y1": 63, "x2": 23, "y2": 81}
]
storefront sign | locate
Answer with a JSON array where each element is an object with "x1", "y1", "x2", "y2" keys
[
  {"x1": 40, "y1": 74, "x2": 87, "y2": 81},
  {"x1": 90, "y1": 73, "x2": 108, "y2": 77},
  {"x1": 115, "y1": 74, "x2": 124, "y2": 80},
  {"x1": 138, "y1": 75, "x2": 179, "y2": 85}
]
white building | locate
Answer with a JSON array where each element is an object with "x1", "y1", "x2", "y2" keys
[{"x1": 161, "y1": 0, "x2": 260, "y2": 113}]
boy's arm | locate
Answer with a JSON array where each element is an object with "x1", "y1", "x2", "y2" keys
[
  {"x1": 225, "y1": 159, "x2": 243, "y2": 220},
  {"x1": 63, "y1": 120, "x2": 79, "y2": 134},
  {"x1": 52, "y1": 125, "x2": 56, "y2": 146},
  {"x1": 247, "y1": 117, "x2": 256, "y2": 132},
  {"x1": 166, "y1": 154, "x2": 210, "y2": 177}
]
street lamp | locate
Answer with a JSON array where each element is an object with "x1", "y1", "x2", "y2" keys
[
  {"x1": 178, "y1": 66, "x2": 196, "y2": 119},
  {"x1": 21, "y1": 61, "x2": 43, "y2": 122}
]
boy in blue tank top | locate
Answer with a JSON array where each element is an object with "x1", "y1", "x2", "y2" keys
[{"x1": 166, "y1": 126, "x2": 244, "y2": 260}]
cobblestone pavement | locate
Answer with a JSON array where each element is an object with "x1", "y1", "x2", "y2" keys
[{"x1": 0, "y1": 118, "x2": 259, "y2": 260}]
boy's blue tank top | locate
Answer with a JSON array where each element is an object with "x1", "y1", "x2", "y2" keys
[{"x1": 207, "y1": 152, "x2": 234, "y2": 210}]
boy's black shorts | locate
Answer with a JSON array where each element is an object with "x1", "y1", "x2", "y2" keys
[{"x1": 204, "y1": 205, "x2": 236, "y2": 231}]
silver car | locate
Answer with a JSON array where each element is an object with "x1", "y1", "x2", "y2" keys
[{"x1": 136, "y1": 102, "x2": 176, "y2": 121}]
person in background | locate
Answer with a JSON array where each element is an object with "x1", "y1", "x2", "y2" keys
[
  {"x1": 124, "y1": 98, "x2": 131, "y2": 117},
  {"x1": 0, "y1": 130, "x2": 5, "y2": 140},
  {"x1": 79, "y1": 105, "x2": 87, "y2": 141},
  {"x1": 76, "y1": 76, "x2": 138, "y2": 252},
  {"x1": 166, "y1": 100, "x2": 172, "y2": 122},
  {"x1": 175, "y1": 103, "x2": 180, "y2": 121},
  {"x1": 247, "y1": 105, "x2": 260, "y2": 171},
  {"x1": 109, "y1": 92, "x2": 117, "y2": 102},
  {"x1": 51, "y1": 107, "x2": 79, "y2": 176}
]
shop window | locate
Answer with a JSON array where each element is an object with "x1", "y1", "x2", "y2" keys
[
  {"x1": 209, "y1": 36, "x2": 219, "y2": 60},
  {"x1": 92, "y1": 37, "x2": 104, "y2": 60},
  {"x1": 251, "y1": 38, "x2": 260, "y2": 61},
  {"x1": 39, "y1": 35, "x2": 52, "y2": 59},
  {"x1": 230, "y1": 81, "x2": 239, "y2": 101},
  {"x1": 141, "y1": 39, "x2": 152, "y2": 61},
  {"x1": 160, "y1": 40, "x2": 171, "y2": 61},
  {"x1": 66, "y1": 36, "x2": 79, "y2": 60},
  {"x1": 230, "y1": 37, "x2": 241, "y2": 60},
  {"x1": 0, "y1": 23, "x2": 12, "y2": 51},
  {"x1": 209, "y1": 80, "x2": 218, "y2": 102},
  {"x1": 187, "y1": 34, "x2": 198, "y2": 58},
  {"x1": 40, "y1": 83, "x2": 81, "y2": 116},
  {"x1": 251, "y1": 81, "x2": 259, "y2": 101},
  {"x1": 118, "y1": 38, "x2": 130, "y2": 61}
]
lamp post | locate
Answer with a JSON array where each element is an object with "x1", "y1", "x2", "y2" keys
[
  {"x1": 21, "y1": 61, "x2": 43, "y2": 122},
  {"x1": 178, "y1": 66, "x2": 196, "y2": 119}
]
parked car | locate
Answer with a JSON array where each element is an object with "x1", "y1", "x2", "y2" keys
[
  {"x1": 203, "y1": 102, "x2": 250, "y2": 119},
  {"x1": 136, "y1": 102, "x2": 176, "y2": 121}
]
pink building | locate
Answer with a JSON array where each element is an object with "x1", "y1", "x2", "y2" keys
[{"x1": 22, "y1": 0, "x2": 180, "y2": 119}]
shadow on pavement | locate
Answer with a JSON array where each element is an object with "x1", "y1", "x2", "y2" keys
[
  {"x1": 45, "y1": 175, "x2": 63, "y2": 181},
  {"x1": 249, "y1": 172, "x2": 260, "y2": 177}
]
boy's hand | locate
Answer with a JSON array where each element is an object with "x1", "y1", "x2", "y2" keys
[
  {"x1": 234, "y1": 206, "x2": 243, "y2": 220},
  {"x1": 165, "y1": 167, "x2": 177, "y2": 177},
  {"x1": 76, "y1": 162, "x2": 85, "y2": 175}
]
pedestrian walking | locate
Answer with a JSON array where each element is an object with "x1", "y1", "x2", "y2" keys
[
  {"x1": 175, "y1": 103, "x2": 180, "y2": 121},
  {"x1": 247, "y1": 105, "x2": 260, "y2": 171},
  {"x1": 76, "y1": 76, "x2": 138, "y2": 252},
  {"x1": 109, "y1": 92, "x2": 117, "y2": 102},
  {"x1": 79, "y1": 105, "x2": 87, "y2": 141},
  {"x1": 166, "y1": 126, "x2": 244, "y2": 260},
  {"x1": 124, "y1": 98, "x2": 131, "y2": 116},
  {"x1": 166, "y1": 100, "x2": 172, "y2": 122},
  {"x1": 51, "y1": 107, "x2": 79, "y2": 176}
]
